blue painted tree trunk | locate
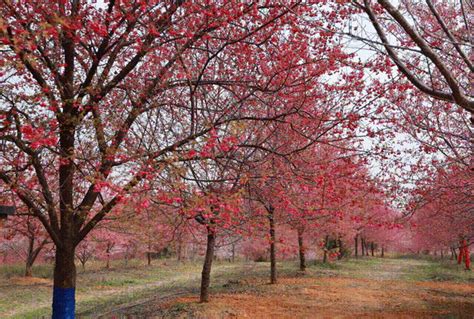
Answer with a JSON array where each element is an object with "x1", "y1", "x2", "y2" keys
[
  {"x1": 52, "y1": 287, "x2": 75, "y2": 319},
  {"x1": 52, "y1": 246, "x2": 76, "y2": 318}
]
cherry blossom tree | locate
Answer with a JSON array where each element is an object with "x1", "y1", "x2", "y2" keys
[{"x1": 1, "y1": 1, "x2": 348, "y2": 315}]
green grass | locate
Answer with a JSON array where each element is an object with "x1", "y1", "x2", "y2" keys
[
  {"x1": 0, "y1": 263, "x2": 54, "y2": 279},
  {"x1": 0, "y1": 259, "x2": 204, "y2": 318},
  {"x1": 401, "y1": 258, "x2": 474, "y2": 282},
  {"x1": 0, "y1": 259, "x2": 252, "y2": 318}
]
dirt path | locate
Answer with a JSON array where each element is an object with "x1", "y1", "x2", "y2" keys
[{"x1": 113, "y1": 258, "x2": 474, "y2": 318}]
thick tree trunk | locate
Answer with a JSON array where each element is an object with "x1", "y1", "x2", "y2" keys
[
  {"x1": 365, "y1": 241, "x2": 369, "y2": 256},
  {"x1": 297, "y1": 228, "x2": 306, "y2": 271},
  {"x1": 355, "y1": 235, "x2": 359, "y2": 258},
  {"x1": 52, "y1": 244, "x2": 76, "y2": 319},
  {"x1": 53, "y1": 118, "x2": 77, "y2": 318},
  {"x1": 381, "y1": 245, "x2": 385, "y2": 258},
  {"x1": 200, "y1": 224, "x2": 216, "y2": 303},
  {"x1": 268, "y1": 207, "x2": 277, "y2": 284},
  {"x1": 370, "y1": 242, "x2": 375, "y2": 257}
]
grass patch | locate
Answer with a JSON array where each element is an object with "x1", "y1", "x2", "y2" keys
[
  {"x1": 0, "y1": 263, "x2": 54, "y2": 279},
  {"x1": 402, "y1": 259, "x2": 473, "y2": 282}
]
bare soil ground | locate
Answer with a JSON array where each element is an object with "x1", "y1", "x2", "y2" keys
[{"x1": 107, "y1": 258, "x2": 474, "y2": 319}]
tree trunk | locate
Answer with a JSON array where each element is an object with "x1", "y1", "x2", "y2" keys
[
  {"x1": 323, "y1": 235, "x2": 329, "y2": 263},
  {"x1": 361, "y1": 237, "x2": 365, "y2": 256},
  {"x1": 268, "y1": 207, "x2": 277, "y2": 284},
  {"x1": 52, "y1": 244, "x2": 76, "y2": 319},
  {"x1": 355, "y1": 235, "x2": 359, "y2": 258},
  {"x1": 381, "y1": 246, "x2": 385, "y2": 258},
  {"x1": 105, "y1": 250, "x2": 110, "y2": 269},
  {"x1": 365, "y1": 241, "x2": 369, "y2": 256},
  {"x1": 297, "y1": 228, "x2": 306, "y2": 271},
  {"x1": 231, "y1": 243, "x2": 235, "y2": 263},
  {"x1": 124, "y1": 251, "x2": 129, "y2": 266},
  {"x1": 213, "y1": 246, "x2": 218, "y2": 261},
  {"x1": 451, "y1": 247, "x2": 457, "y2": 260},
  {"x1": 24, "y1": 238, "x2": 48, "y2": 277},
  {"x1": 370, "y1": 242, "x2": 375, "y2": 257},
  {"x1": 177, "y1": 234, "x2": 183, "y2": 262},
  {"x1": 337, "y1": 238, "x2": 343, "y2": 260},
  {"x1": 25, "y1": 261, "x2": 33, "y2": 277},
  {"x1": 200, "y1": 224, "x2": 216, "y2": 303},
  {"x1": 147, "y1": 239, "x2": 152, "y2": 266},
  {"x1": 24, "y1": 236, "x2": 35, "y2": 277}
]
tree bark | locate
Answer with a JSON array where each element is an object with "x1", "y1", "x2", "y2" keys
[
  {"x1": 381, "y1": 245, "x2": 385, "y2": 258},
  {"x1": 451, "y1": 247, "x2": 457, "y2": 260},
  {"x1": 323, "y1": 235, "x2": 329, "y2": 263},
  {"x1": 25, "y1": 236, "x2": 35, "y2": 277},
  {"x1": 297, "y1": 228, "x2": 306, "y2": 271},
  {"x1": 355, "y1": 235, "x2": 359, "y2": 258},
  {"x1": 52, "y1": 244, "x2": 76, "y2": 319},
  {"x1": 200, "y1": 224, "x2": 216, "y2": 303},
  {"x1": 24, "y1": 233, "x2": 48, "y2": 277},
  {"x1": 268, "y1": 206, "x2": 277, "y2": 284},
  {"x1": 231, "y1": 243, "x2": 235, "y2": 263},
  {"x1": 370, "y1": 242, "x2": 375, "y2": 257},
  {"x1": 337, "y1": 238, "x2": 343, "y2": 260},
  {"x1": 177, "y1": 233, "x2": 183, "y2": 262},
  {"x1": 25, "y1": 261, "x2": 33, "y2": 277},
  {"x1": 361, "y1": 237, "x2": 365, "y2": 256},
  {"x1": 106, "y1": 254, "x2": 110, "y2": 269}
]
